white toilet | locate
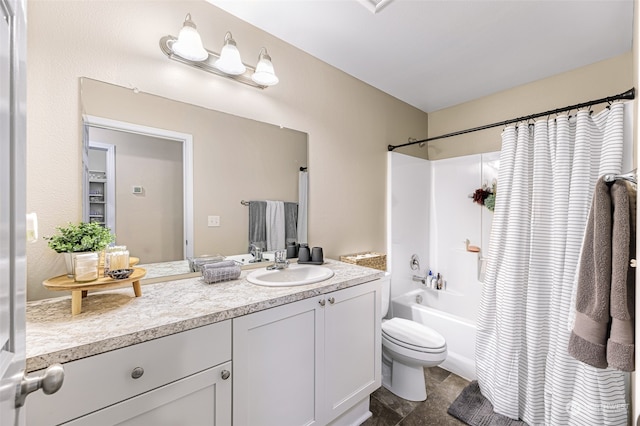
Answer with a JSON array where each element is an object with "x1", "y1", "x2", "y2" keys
[{"x1": 380, "y1": 276, "x2": 447, "y2": 401}]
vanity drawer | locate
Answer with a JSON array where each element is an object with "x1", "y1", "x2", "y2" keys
[{"x1": 27, "y1": 320, "x2": 231, "y2": 426}]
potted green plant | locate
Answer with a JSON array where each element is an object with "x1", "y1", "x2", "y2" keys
[{"x1": 45, "y1": 222, "x2": 115, "y2": 277}]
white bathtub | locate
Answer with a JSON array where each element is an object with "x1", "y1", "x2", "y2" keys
[{"x1": 391, "y1": 288, "x2": 477, "y2": 381}]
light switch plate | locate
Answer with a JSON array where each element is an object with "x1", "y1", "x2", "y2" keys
[{"x1": 208, "y1": 215, "x2": 220, "y2": 227}]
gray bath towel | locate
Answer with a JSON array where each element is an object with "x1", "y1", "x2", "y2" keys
[
  {"x1": 248, "y1": 201, "x2": 267, "y2": 252},
  {"x1": 607, "y1": 181, "x2": 636, "y2": 371},
  {"x1": 284, "y1": 202, "x2": 298, "y2": 245},
  {"x1": 569, "y1": 178, "x2": 636, "y2": 371}
]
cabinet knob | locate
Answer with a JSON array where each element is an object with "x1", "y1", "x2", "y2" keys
[
  {"x1": 221, "y1": 370, "x2": 231, "y2": 380},
  {"x1": 328, "y1": 297, "x2": 335, "y2": 305},
  {"x1": 318, "y1": 299, "x2": 326, "y2": 307},
  {"x1": 131, "y1": 367, "x2": 144, "y2": 379}
]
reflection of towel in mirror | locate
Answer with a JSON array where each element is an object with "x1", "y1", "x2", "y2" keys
[
  {"x1": 298, "y1": 171, "x2": 308, "y2": 244},
  {"x1": 284, "y1": 202, "x2": 298, "y2": 246},
  {"x1": 248, "y1": 201, "x2": 267, "y2": 251},
  {"x1": 266, "y1": 200, "x2": 285, "y2": 251},
  {"x1": 568, "y1": 178, "x2": 636, "y2": 372}
]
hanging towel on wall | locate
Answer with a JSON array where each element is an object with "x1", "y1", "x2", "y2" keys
[
  {"x1": 608, "y1": 181, "x2": 637, "y2": 370},
  {"x1": 266, "y1": 200, "x2": 285, "y2": 251},
  {"x1": 284, "y1": 202, "x2": 298, "y2": 245},
  {"x1": 248, "y1": 201, "x2": 267, "y2": 251},
  {"x1": 568, "y1": 177, "x2": 636, "y2": 371}
]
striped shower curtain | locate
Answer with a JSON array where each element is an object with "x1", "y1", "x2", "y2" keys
[{"x1": 476, "y1": 102, "x2": 628, "y2": 425}]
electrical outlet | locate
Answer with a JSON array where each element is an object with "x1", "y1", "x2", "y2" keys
[{"x1": 208, "y1": 215, "x2": 220, "y2": 227}]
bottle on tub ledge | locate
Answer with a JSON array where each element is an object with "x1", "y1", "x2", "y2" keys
[{"x1": 425, "y1": 271, "x2": 445, "y2": 290}]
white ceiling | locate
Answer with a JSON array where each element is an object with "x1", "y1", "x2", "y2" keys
[{"x1": 207, "y1": 0, "x2": 633, "y2": 113}]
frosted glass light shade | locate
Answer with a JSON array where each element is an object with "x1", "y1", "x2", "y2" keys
[
  {"x1": 214, "y1": 32, "x2": 246, "y2": 75},
  {"x1": 251, "y1": 48, "x2": 279, "y2": 86},
  {"x1": 171, "y1": 14, "x2": 208, "y2": 62}
]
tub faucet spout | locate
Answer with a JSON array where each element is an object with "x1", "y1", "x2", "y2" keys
[
  {"x1": 249, "y1": 244, "x2": 264, "y2": 263},
  {"x1": 412, "y1": 274, "x2": 428, "y2": 285}
]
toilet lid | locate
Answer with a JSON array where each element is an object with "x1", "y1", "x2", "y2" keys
[{"x1": 382, "y1": 317, "x2": 446, "y2": 350}]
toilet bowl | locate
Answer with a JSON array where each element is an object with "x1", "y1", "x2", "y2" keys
[
  {"x1": 381, "y1": 317, "x2": 447, "y2": 401},
  {"x1": 380, "y1": 275, "x2": 447, "y2": 401}
]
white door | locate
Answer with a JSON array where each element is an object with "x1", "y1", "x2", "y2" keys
[
  {"x1": 324, "y1": 281, "x2": 381, "y2": 419},
  {"x1": 0, "y1": 0, "x2": 27, "y2": 423}
]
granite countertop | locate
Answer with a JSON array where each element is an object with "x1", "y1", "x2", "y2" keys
[{"x1": 26, "y1": 259, "x2": 384, "y2": 372}]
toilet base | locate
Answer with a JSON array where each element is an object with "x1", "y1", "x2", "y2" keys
[{"x1": 381, "y1": 357, "x2": 428, "y2": 402}]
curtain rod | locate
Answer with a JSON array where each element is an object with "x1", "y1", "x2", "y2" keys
[{"x1": 388, "y1": 88, "x2": 635, "y2": 152}]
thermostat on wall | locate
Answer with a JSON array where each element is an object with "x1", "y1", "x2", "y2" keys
[{"x1": 132, "y1": 185, "x2": 143, "y2": 194}]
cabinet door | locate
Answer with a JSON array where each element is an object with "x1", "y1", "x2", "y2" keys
[
  {"x1": 233, "y1": 297, "x2": 324, "y2": 426},
  {"x1": 324, "y1": 280, "x2": 381, "y2": 419},
  {"x1": 65, "y1": 361, "x2": 231, "y2": 426}
]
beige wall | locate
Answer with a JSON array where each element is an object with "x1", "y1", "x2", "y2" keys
[
  {"x1": 26, "y1": 0, "x2": 428, "y2": 300},
  {"x1": 26, "y1": 0, "x2": 633, "y2": 301},
  {"x1": 427, "y1": 52, "x2": 633, "y2": 160}
]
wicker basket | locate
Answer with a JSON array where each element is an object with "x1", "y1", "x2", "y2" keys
[{"x1": 339, "y1": 252, "x2": 387, "y2": 271}]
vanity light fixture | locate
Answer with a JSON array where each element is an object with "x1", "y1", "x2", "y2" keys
[
  {"x1": 159, "y1": 13, "x2": 279, "y2": 89},
  {"x1": 170, "y1": 13, "x2": 208, "y2": 62},
  {"x1": 252, "y1": 48, "x2": 279, "y2": 86},
  {"x1": 214, "y1": 32, "x2": 246, "y2": 75}
]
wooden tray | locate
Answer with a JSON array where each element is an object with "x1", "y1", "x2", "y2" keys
[{"x1": 43, "y1": 267, "x2": 146, "y2": 315}]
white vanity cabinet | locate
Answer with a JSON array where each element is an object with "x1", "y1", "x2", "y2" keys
[
  {"x1": 27, "y1": 320, "x2": 232, "y2": 426},
  {"x1": 233, "y1": 279, "x2": 381, "y2": 426}
]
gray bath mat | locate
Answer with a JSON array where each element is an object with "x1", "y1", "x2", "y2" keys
[{"x1": 448, "y1": 380, "x2": 528, "y2": 426}]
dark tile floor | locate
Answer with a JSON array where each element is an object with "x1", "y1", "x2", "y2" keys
[{"x1": 363, "y1": 367, "x2": 470, "y2": 426}]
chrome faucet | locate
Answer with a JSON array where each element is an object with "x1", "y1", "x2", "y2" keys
[
  {"x1": 249, "y1": 244, "x2": 264, "y2": 263},
  {"x1": 267, "y1": 250, "x2": 289, "y2": 270}
]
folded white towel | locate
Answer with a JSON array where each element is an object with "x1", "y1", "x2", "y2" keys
[{"x1": 266, "y1": 200, "x2": 285, "y2": 251}]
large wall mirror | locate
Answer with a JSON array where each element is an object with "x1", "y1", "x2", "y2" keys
[{"x1": 80, "y1": 78, "x2": 308, "y2": 279}]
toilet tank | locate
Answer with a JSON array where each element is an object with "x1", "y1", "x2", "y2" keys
[{"x1": 380, "y1": 273, "x2": 391, "y2": 318}]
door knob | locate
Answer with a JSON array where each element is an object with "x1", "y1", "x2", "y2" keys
[
  {"x1": 318, "y1": 299, "x2": 326, "y2": 307},
  {"x1": 328, "y1": 297, "x2": 335, "y2": 304},
  {"x1": 15, "y1": 363, "x2": 65, "y2": 408},
  {"x1": 221, "y1": 370, "x2": 231, "y2": 380}
]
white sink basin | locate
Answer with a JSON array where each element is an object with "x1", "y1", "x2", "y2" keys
[{"x1": 247, "y1": 264, "x2": 335, "y2": 287}]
